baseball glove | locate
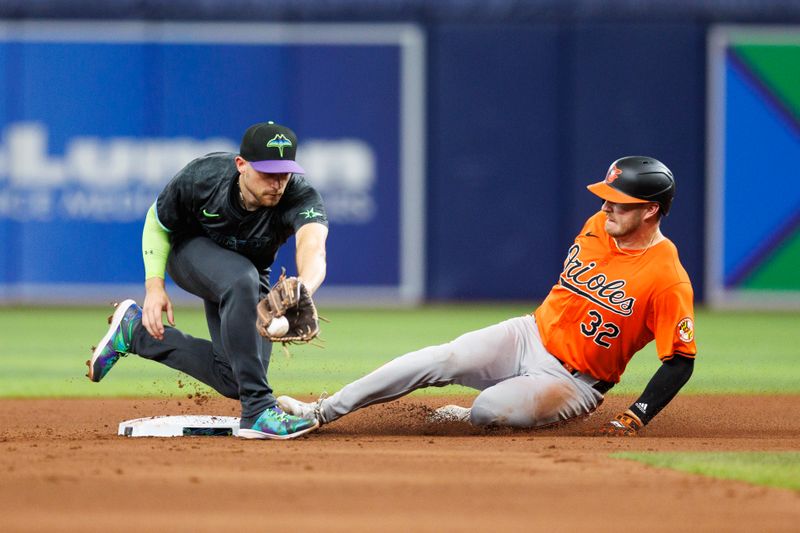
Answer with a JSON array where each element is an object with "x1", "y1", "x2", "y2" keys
[{"x1": 256, "y1": 270, "x2": 320, "y2": 344}]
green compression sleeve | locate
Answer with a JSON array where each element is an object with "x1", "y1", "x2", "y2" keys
[{"x1": 142, "y1": 203, "x2": 171, "y2": 280}]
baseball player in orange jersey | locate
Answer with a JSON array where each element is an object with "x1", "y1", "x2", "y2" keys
[{"x1": 278, "y1": 156, "x2": 696, "y2": 435}]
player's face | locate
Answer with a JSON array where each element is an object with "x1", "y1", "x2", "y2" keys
[
  {"x1": 238, "y1": 160, "x2": 291, "y2": 207},
  {"x1": 601, "y1": 201, "x2": 650, "y2": 237}
]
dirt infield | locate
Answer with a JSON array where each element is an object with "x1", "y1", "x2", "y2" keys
[{"x1": 1, "y1": 395, "x2": 798, "y2": 532}]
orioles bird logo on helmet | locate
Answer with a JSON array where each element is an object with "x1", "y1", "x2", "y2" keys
[{"x1": 606, "y1": 164, "x2": 622, "y2": 184}]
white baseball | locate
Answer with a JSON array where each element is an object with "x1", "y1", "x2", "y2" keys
[{"x1": 267, "y1": 315, "x2": 290, "y2": 336}]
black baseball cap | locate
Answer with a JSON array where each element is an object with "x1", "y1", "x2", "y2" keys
[{"x1": 239, "y1": 121, "x2": 305, "y2": 174}]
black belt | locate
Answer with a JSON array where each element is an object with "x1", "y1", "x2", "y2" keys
[{"x1": 553, "y1": 356, "x2": 615, "y2": 394}]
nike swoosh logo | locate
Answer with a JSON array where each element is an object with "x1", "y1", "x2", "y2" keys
[
  {"x1": 584, "y1": 231, "x2": 598, "y2": 238},
  {"x1": 202, "y1": 209, "x2": 220, "y2": 218}
]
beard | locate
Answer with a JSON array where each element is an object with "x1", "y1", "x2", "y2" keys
[
  {"x1": 604, "y1": 213, "x2": 642, "y2": 238},
  {"x1": 258, "y1": 192, "x2": 283, "y2": 207}
]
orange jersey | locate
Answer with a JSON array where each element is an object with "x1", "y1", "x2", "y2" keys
[{"x1": 534, "y1": 212, "x2": 697, "y2": 383}]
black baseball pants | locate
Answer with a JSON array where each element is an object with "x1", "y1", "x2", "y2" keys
[{"x1": 130, "y1": 236, "x2": 274, "y2": 426}]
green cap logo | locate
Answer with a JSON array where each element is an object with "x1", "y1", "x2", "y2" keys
[{"x1": 267, "y1": 134, "x2": 293, "y2": 157}]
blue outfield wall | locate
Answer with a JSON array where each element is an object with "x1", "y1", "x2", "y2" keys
[
  {"x1": 0, "y1": 24, "x2": 423, "y2": 304},
  {"x1": 426, "y1": 22, "x2": 707, "y2": 300},
  {"x1": 426, "y1": 24, "x2": 562, "y2": 300},
  {"x1": 3, "y1": 2, "x2": 794, "y2": 303}
]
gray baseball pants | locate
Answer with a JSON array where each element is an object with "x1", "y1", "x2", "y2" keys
[
  {"x1": 318, "y1": 315, "x2": 605, "y2": 427},
  {"x1": 130, "y1": 236, "x2": 274, "y2": 426}
]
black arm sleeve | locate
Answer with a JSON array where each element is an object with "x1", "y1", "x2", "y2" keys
[{"x1": 628, "y1": 356, "x2": 694, "y2": 425}]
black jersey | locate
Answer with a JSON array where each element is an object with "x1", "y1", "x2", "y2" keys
[{"x1": 155, "y1": 152, "x2": 328, "y2": 273}]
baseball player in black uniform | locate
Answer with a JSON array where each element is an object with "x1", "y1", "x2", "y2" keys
[{"x1": 88, "y1": 122, "x2": 328, "y2": 440}]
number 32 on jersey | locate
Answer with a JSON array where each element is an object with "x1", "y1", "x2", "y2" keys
[{"x1": 580, "y1": 310, "x2": 620, "y2": 348}]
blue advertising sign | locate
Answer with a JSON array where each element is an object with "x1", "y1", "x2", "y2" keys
[
  {"x1": 707, "y1": 26, "x2": 800, "y2": 309},
  {"x1": 0, "y1": 22, "x2": 425, "y2": 304}
]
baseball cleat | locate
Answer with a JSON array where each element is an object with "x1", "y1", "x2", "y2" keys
[
  {"x1": 427, "y1": 404, "x2": 471, "y2": 423},
  {"x1": 276, "y1": 395, "x2": 315, "y2": 418},
  {"x1": 277, "y1": 394, "x2": 327, "y2": 424},
  {"x1": 87, "y1": 299, "x2": 142, "y2": 382},
  {"x1": 237, "y1": 406, "x2": 319, "y2": 440}
]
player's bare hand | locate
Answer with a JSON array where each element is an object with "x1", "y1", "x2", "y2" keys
[
  {"x1": 598, "y1": 410, "x2": 642, "y2": 437},
  {"x1": 142, "y1": 278, "x2": 174, "y2": 341}
]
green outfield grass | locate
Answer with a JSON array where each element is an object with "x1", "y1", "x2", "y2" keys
[
  {"x1": 0, "y1": 305, "x2": 798, "y2": 398},
  {"x1": 612, "y1": 452, "x2": 800, "y2": 491}
]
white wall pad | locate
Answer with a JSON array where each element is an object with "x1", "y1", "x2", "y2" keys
[{"x1": 118, "y1": 415, "x2": 241, "y2": 437}]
